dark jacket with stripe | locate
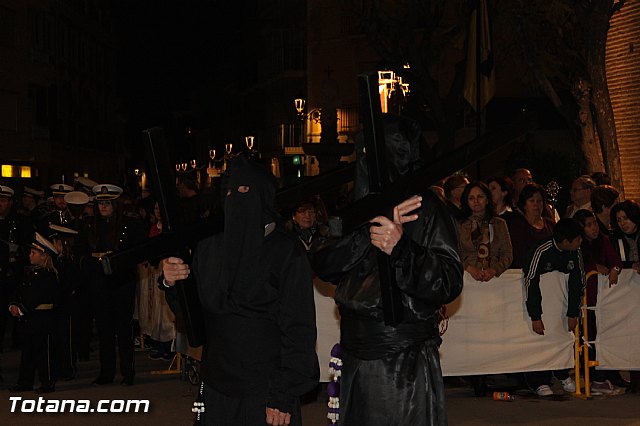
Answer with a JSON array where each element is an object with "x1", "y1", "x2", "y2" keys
[{"x1": 523, "y1": 238, "x2": 585, "y2": 321}]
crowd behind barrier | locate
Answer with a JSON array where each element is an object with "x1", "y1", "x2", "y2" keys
[{"x1": 312, "y1": 269, "x2": 640, "y2": 381}]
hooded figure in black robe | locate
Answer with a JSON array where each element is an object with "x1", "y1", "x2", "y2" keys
[
  {"x1": 312, "y1": 115, "x2": 463, "y2": 426},
  {"x1": 179, "y1": 156, "x2": 319, "y2": 425}
]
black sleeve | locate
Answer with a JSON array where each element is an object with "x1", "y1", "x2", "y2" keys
[
  {"x1": 310, "y1": 226, "x2": 371, "y2": 284},
  {"x1": 267, "y1": 244, "x2": 319, "y2": 414},
  {"x1": 388, "y1": 191, "x2": 463, "y2": 305},
  {"x1": 523, "y1": 249, "x2": 544, "y2": 321}
]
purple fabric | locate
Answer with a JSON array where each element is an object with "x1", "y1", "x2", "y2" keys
[
  {"x1": 508, "y1": 214, "x2": 554, "y2": 269},
  {"x1": 581, "y1": 234, "x2": 622, "y2": 306}
]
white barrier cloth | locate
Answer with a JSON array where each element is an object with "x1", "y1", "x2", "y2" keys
[
  {"x1": 595, "y1": 269, "x2": 640, "y2": 370},
  {"x1": 313, "y1": 277, "x2": 341, "y2": 382},
  {"x1": 439, "y1": 270, "x2": 575, "y2": 376}
]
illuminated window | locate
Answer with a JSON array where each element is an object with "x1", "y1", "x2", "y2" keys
[
  {"x1": 20, "y1": 166, "x2": 31, "y2": 178},
  {"x1": 1, "y1": 165, "x2": 12, "y2": 177}
]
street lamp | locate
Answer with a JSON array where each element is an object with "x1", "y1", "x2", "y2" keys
[
  {"x1": 294, "y1": 98, "x2": 306, "y2": 117},
  {"x1": 294, "y1": 98, "x2": 306, "y2": 146},
  {"x1": 245, "y1": 135, "x2": 255, "y2": 151}
]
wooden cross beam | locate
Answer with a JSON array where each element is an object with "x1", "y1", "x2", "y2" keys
[{"x1": 101, "y1": 81, "x2": 537, "y2": 339}]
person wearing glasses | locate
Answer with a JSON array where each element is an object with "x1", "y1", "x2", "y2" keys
[{"x1": 564, "y1": 175, "x2": 596, "y2": 218}]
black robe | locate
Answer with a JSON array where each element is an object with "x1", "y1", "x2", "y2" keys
[
  {"x1": 312, "y1": 189, "x2": 463, "y2": 426},
  {"x1": 193, "y1": 225, "x2": 319, "y2": 426}
]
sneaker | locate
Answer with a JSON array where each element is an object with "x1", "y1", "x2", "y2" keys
[
  {"x1": 536, "y1": 384, "x2": 554, "y2": 396},
  {"x1": 161, "y1": 352, "x2": 176, "y2": 361},
  {"x1": 561, "y1": 377, "x2": 576, "y2": 393},
  {"x1": 592, "y1": 380, "x2": 625, "y2": 395},
  {"x1": 148, "y1": 350, "x2": 164, "y2": 360}
]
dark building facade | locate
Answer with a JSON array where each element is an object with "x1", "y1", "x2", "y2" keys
[{"x1": 0, "y1": 0, "x2": 123, "y2": 190}]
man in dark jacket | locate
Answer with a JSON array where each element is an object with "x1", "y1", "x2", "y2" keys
[
  {"x1": 163, "y1": 156, "x2": 319, "y2": 426},
  {"x1": 312, "y1": 115, "x2": 463, "y2": 426}
]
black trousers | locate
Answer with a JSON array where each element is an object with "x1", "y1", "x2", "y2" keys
[
  {"x1": 73, "y1": 286, "x2": 93, "y2": 359},
  {"x1": 202, "y1": 382, "x2": 302, "y2": 426},
  {"x1": 91, "y1": 276, "x2": 135, "y2": 380},
  {"x1": 18, "y1": 331, "x2": 53, "y2": 388},
  {"x1": 52, "y1": 309, "x2": 75, "y2": 379}
]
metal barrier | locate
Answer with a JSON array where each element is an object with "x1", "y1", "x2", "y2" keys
[{"x1": 574, "y1": 270, "x2": 599, "y2": 398}]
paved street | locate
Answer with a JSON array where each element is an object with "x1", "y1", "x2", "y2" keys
[{"x1": 1, "y1": 345, "x2": 640, "y2": 425}]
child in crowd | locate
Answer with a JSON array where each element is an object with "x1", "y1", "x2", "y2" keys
[
  {"x1": 574, "y1": 209, "x2": 626, "y2": 394},
  {"x1": 8, "y1": 232, "x2": 59, "y2": 393},
  {"x1": 522, "y1": 219, "x2": 584, "y2": 396}
]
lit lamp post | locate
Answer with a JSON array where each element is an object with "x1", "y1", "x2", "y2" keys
[
  {"x1": 294, "y1": 97, "x2": 306, "y2": 146},
  {"x1": 223, "y1": 143, "x2": 233, "y2": 170},
  {"x1": 245, "y1": 135, "x2": 255, "y2": 153},
  {"x1": 207, "y1": 149, "x2": 218, "y2": 177}
]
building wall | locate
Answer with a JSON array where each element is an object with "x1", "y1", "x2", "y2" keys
[
  {"x1": 606, "y1": 0, "x2": 640, "y2": 200},
  {"x1": 0, "y1": 0, "x2": 122, "y2": 187}
]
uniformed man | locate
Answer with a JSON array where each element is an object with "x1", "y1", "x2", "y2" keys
[
  {"x1": 0, "y1": 185, "x2": 32, "y2": 353},
  {"x1": 44, "y1": 183, "x2": 74, "y2": 227},
  {"x1": 81, "y1": 184, "x2": 145, "y2": 386},
  {"x1": 19, "y1": 187, "x2": 46, "y2": 222},
  {"x1": 63, "y1": 191, "x2": 93, "y2": 362},
  {"x1": 49, "y1": 224, "x2": 82, "y2": 381}
]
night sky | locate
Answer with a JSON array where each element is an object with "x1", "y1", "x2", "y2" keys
[{"x1": 111, "y1": 1, "x2": 250, "y2": 144}]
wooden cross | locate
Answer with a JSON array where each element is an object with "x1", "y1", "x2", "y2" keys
[{"x1": 101, "y1": 82, "x2": 537, "y2": 340}]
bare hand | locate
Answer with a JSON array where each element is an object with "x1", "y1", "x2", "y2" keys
[
  {"x1": 532, "y1": 319, "x2": 545, "y2": 335},
  {"x1": 369, "y1": 195, "x2": 421, "y2": 255},
  {"x1": 266, "y1": 407, "x2": 291, "y2": 426},
  {"x1": 481, "y1": 267, "x2": 497, "y2": 281},
  {"x1": 567, "y1": 317, "x2": 578, "y2": 333},
  {"x1": 608, "y1": 269, "x2": 619, "y2": 287},
  {"x1": 393, "y1": 195, "x2": 422, "y2": 224},
  {"x1": 162, "y1": 257, "x2": 190, "y2": 286},
  {"x1": 8, "y1": 305, "x2": 20, "y2": 317},
  {"x1": 466, "y1": 265, "x2": 484, "y2": 281}
]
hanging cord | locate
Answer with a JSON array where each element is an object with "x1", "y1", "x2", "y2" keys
[
  {"x1": 327, "y1": 343, "x2": 343, "y2": 424},
  {"x1": 438, "y1": 305, "x2": 449, "y2": 336},
  {"x1": 192, "y1": 381, "x2": 205, "y2": 425}
]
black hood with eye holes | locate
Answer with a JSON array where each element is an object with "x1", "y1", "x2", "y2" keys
[{"x1": 214, "y1": 155, "x2": 280, "y2": 311}]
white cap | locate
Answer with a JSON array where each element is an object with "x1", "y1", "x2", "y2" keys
[
  {"x1": 23, "y1": 187, "x2": 45, "y2": 198},
  {"x1": 0, "y1": 185, "x2": 14, "y2": 198},
  {"x1": 64, "y1": 191, "x2": 89, "y2": 205},
  {"x1": 76, "y1": 177, "x2": 99, "y2": 193},
  {"x1": 31, "y1": 232, "x2": 58, "y2": 256},
  {"x1": 49, "y1": 223, "x2": 79, "y2": 236},
  {"x1": 50, "y1": 184, "x2": 74, "y2": 196},
  {"x1": 92, "y1": 184, "x2": 123, "y2": 200}
]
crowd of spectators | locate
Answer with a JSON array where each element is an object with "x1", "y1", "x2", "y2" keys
[
  {"x1": 440, "y1": 168, "x2": 640, "y2": 396},
  {"x1": 1, "y1": 164, "x2": 639, "y2": 399}
]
